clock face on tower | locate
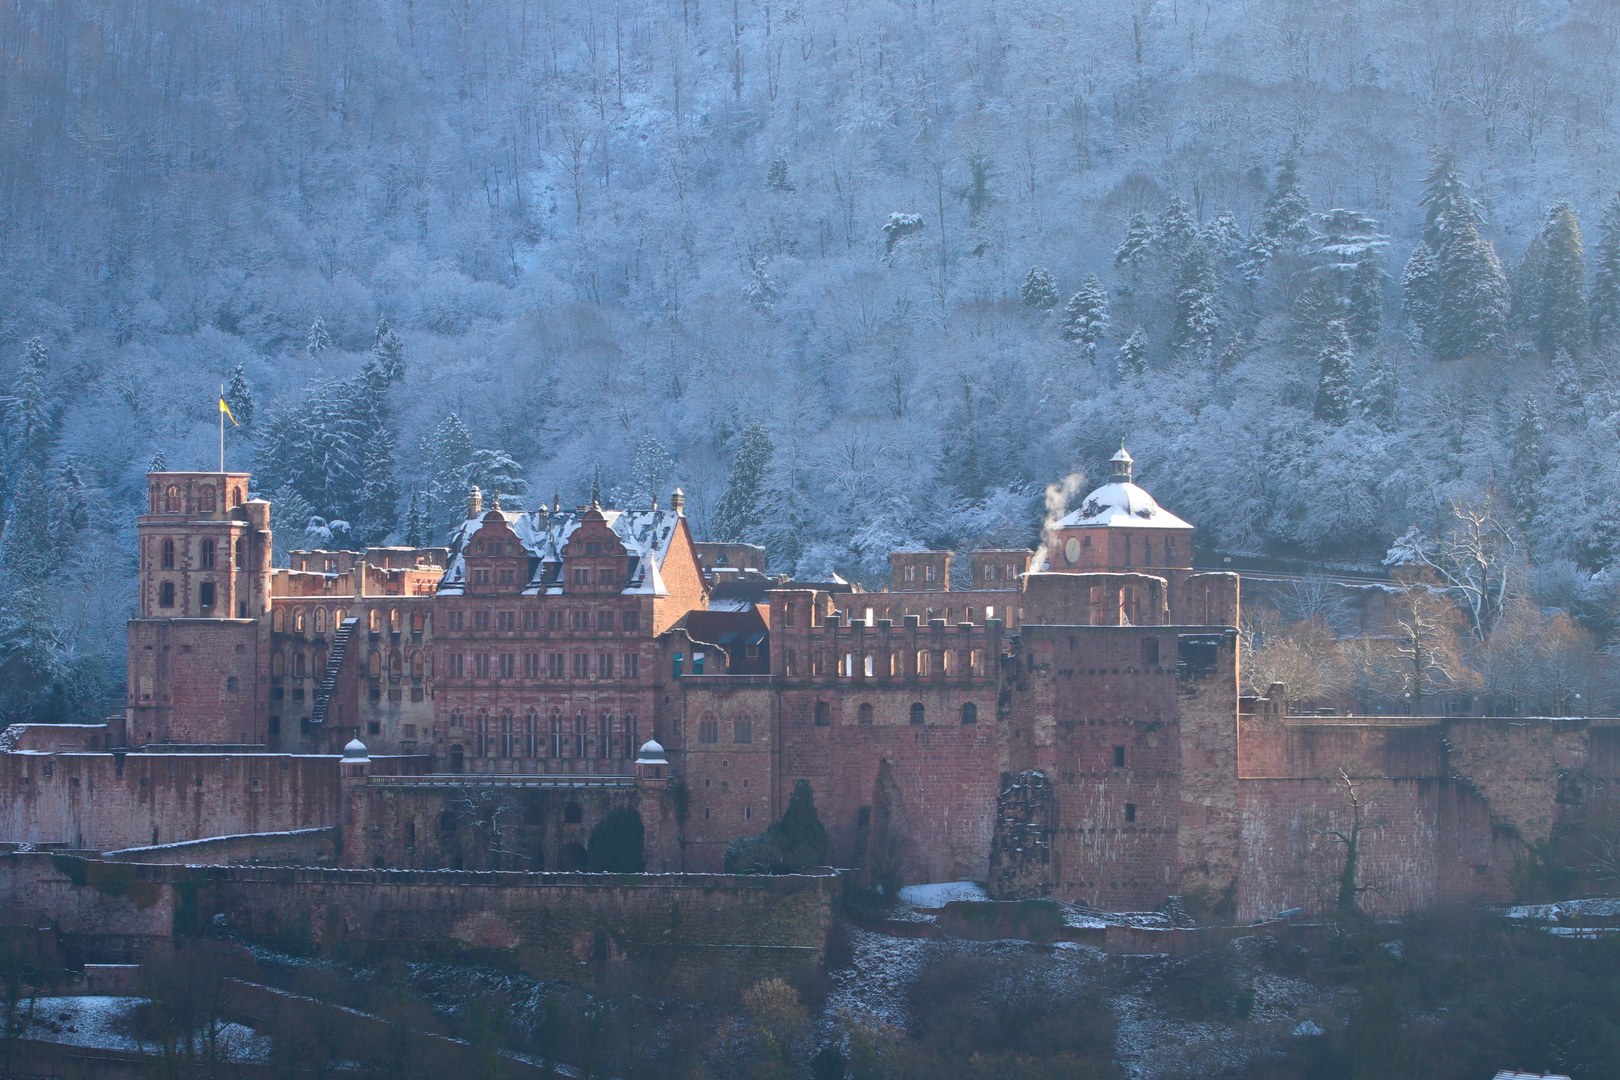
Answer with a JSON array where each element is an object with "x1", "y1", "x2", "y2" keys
[{"x1": 1064, "y1": 537, "x2": 1081, "y2": 564}]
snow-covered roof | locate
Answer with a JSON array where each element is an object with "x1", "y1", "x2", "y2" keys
[
  {"x1": 1057, "y1": 481, "x2": 1193, "y2": 531},
  {"x1": 437, "y1": 506, "x2": 683, "y2": 597},
  {"x1": 341, "y1": 738, "x2": 369, "y2": 762},
  {"x1": 636, "y1": 739, "x2": 667, "y2": 764}
]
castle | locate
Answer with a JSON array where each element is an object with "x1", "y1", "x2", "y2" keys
[{"x1": 1, "y1": 449, "x2": 1613, "y2": 923}]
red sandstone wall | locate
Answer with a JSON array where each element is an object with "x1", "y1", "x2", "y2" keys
[
  {"x1": 678, "y1": 680, "x2": 778, "y2": 871},
  {"x1": 0, "y1": 753, "x2": 340, "y2": 851},
  {"x1": 126, "y1": 619, "x2": 263, "y2": 745}
]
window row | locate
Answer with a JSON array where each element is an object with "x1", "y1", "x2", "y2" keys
[
  {"x1": 444, "y1": 608, "x2": 640, "y2": 633},
  {"x1": 695, "y1": 712, "x2": 755, "y2": 744},
  {"x1": 156, "y1": 580, "x2": 221, "y2": 611},
  {"x1": 780, "y1": 601, "x2": 1014, "y2": 627},
  {"x1": 445, "y1": 652, "x2": 641, "y2": 680},
  {"x1": 783, "y1": 649, "x2": 986, "y2": 679},
  {"x1": 157, "y1": 537, "x2": 246, "y2": 572},
  {"x1": 814, "y1": 701, "x2": 978, "y2": 726},
  {"x1": 450, "y1": 707, "x2": 639, "y2": 760},
  {"x1": 154, "y1": 482, "x2": 244, "y2": 514},
  {"x1": 270, "y1": 607, "x2": 429, "y2": 636}
]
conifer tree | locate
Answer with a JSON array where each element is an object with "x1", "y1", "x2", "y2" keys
[
  {"x1": 626, "y1": 434, "x2": 674, "y2": 506},
  {"x1": 372, "y1": 316, "x2": 406, "y2": 384},
  {"x1": 771, "y1": 778, "x2": 829, "y2": 872},
  {"x1": 1113, "y1": 213, "x2": 1154, "y2": 294},
  {"x1": 712, "y1": 422, "x2": 774, "y2": 543},
  {"x1": 224, "y1": 362, "x2": 254, "y2": 428},
  {"x1": 1313, "y1": 320, "x2": 1354, "y2": 424},
  {"x1": 1116, "y1": 326, "x2": 1149, "y2": 377},
  {"x1": 1154, "y1": 196, "x2": 1197, "y2": 261},
  {"x1": 1309, "y1": 209, "x2": 1388, "y2": 347},
  {"x1": 354, "y1": 435, "x2": 399, "y2": 543},
  {"x1": 1551, "y1": 348, "x2": 1583, "y2": 408},
  {"x1": 1535, "y1": 203, "x2": 1587, "y2": 356},
  {"x1": 6, "y1": 338, "x2": 54, "y2": 472},
  {"x1": 1509, "y1": 233, "x2": 1546, "y2": 331},
  {"x1": 1432, "y1": 218, "x2": 1508, "y2": 359},
  {"x1": 1242, "y1": 147, "x2": 1312, "y2": 284},
  {"x1": 1590, "y1": 192, "x2": 1620, "y2": 344},
  {"x1": 1058, "y1": 278, "x2": 1110, "y2": 358},
  {"x1": 149, "y1": 448, "x2": 167, "y2": 472},
  {"x1": 766, "y1": 158, "x2": 794, "y2": 192},
  {"x1": 1020, "y1": 267, "x2": 1059, "y2": 311},
  {"x1": 1508, "y1": 398, "x2": 1546, "y2": 515},
  {"x1": 1401, "y1": 245, "x2": 1439, "y2": 342},
  {"x1": 306, "y1": 316, "x2": 330, "y2": 360},
  {"x1": 1359, "y1": 357, "x2": 1398, "y2": 431},
  {"x1": 403, "y1": 490, "x2": 429, "y2": 547},
  {"x1": 1172, "y1": 240, "x2": 1219, "y2": 361}
]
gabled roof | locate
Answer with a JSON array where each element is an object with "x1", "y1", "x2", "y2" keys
[
  {"x1": 436, "y1": 507, "x2": 683, "y2": 597},
  {"x1": 1057, "y1": 481, "x2": 1193, "y2": 531}
]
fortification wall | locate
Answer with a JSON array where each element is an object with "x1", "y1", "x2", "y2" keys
[
  {"x1": 101, "y1": 827, "x2": 339, "y2": 866},
  {"x1": 0, "y1": 753, "x2": 339, "y2": 851},
  {"x1": 0, "y1": 855, "x2": 837, "y2": 993}
]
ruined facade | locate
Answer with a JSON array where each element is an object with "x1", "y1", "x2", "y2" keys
[{"x1": 2, "y1": 450, "x2": 1615, "y2": 921}]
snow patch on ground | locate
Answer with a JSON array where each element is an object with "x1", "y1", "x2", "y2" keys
[
  {"x1": 22, "y1": 997, "x2": 272, "y2": 1061},
  {"x1": 896, "y1": 881, "x2": 990, "y2": 908}
]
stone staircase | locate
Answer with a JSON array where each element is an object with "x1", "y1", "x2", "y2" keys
[{"x1": 310, "y1": 617, "x2": 359, "y2": 726}]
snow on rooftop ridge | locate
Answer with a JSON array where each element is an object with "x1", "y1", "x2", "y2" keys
[
  {"x1": 437, "y1": 504, "x2": 683, "y2": 595},
  {"x1": 1057, "y1": 481, "x2": 1193, "y2": 531}
]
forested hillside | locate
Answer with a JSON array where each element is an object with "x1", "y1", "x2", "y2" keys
[{"x1": 4, "y1": 0, "x2": 1620, "y2": 718}]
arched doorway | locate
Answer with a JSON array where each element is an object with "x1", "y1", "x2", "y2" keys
[
  {"x1": 449, "y1": 745, "x2": 464, "y2": 774},
  {"x1": 558, "y1": 842, "x2": 588, "y2": 871}
]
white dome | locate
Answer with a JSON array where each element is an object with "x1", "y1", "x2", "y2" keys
[
  {"x1": 1057, "y1": 481, "x2": 1192, "y2": 531},
  {"x1": 635, "y1": 738, "x2": 667, "y2": 764},
  {"x1": 341, "y1": 737, "x2": 370, "y2": 761}
]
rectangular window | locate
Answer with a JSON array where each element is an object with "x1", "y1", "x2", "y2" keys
[
  {"x1": 598, "y1": 610, "x2": 615, "y2": 631},
  {"x1": 524, "y1": 653, "x2": 540, "y2": 678},
  {"x1": 925, "y1": 564, "x2": 937, "y2": 581},
  {"x1": 699, "y1": 719, "x2": 719, "y2": 743},
  {"x1": 475, "y1": 569, "x2": 490, "y2": 585},
  {"x1": 598, "y1": 568, "x2": 615, "y2": 584},
  {"x1": 497, "y1": 611, "x2": 514, "y2": 630},
  {"x1": 475, "y1": 610, "x2": 490, "y2": 630},
  {"x1": 572, "y1": 610, "x2": 588, "y2": 631},
  {"x1": 474, "y1": 654, "x2": 489, "y2": 678},
  {"x1": 573, "y1": 653, "x2": 590, "y2": 678},
  {"x1": 624, "y1": 653, "x2": 639, "y2": 678},
  {"x1": 448, "y1": 610, "x2": 464, "y2": 630},
  {"x1": 498, "y1": 654, "x2": 514, "y2": 678},
  {"x1": 549, "y1": 610, "x2": 564, "y2": 631},
  {"x1": 904, "y1": 565, "x2": 915, "y2": 582},
  {"x1": 733, "y1": 719, "x2": 753, "y2": 743},
  {"x1": 598, "y1": 653, "x2": 613, "y2": 679},
  {"x1": 1125, "y1": 803, "x2": 1136, "y2": 823},
  {"x1": 449, "y1": 654, "x2": 464, "y2": 677},
  {"x1": 1114, "y1": 746, "x2": 1126, "y2": 768},
  {"x1": 548, "y1": 653, "x2": 564, "y2": 678},
  {"x1": 623, "y1": 610, "x2": 639, "y2": 632},
  {"x1": 523, "y1": 610, "x2": 539, "y2": 631},
  {"x1": 573, "y1": 568, "x2": 589, "y2": 584}
]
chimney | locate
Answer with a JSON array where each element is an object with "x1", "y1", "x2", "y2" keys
[
  {"x1": 467, "y1": 486, "x2": 482, "y2": 517},
  {"x1": 671, "y1": 488, "x2": 686, "y2": 516}
]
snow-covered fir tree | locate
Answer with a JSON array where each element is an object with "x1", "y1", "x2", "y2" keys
[
  {"x1": 224, "y1": 362, "x2": 254, "y2": 428},
  {"x1": 1116, "y1": 326, "x2": 1149, "y2": 378},
  {"x1": 1551, "y1": 348, "x2": 1583, "y2": 409},
  {"x1": 711, "y1": 421, "x2": 774, "y2": 543},
  {"x1": 1113, "y1": 213, "x2": 1154, "y2": 294},
  {"x1": 1591, "y1": 192, "x2": 1620, "y2": 344},
  {"x1": 1534, "y1": 204, "x2": 1587, "y2": 356},
  {"x1": 372, "y1": 317, "x2": 406, "y2": 384},
  {"x1": 1058, "y1": 278, "x2": 1109, "y2": 358},
  {"x1": 1508, "y1": 398, "x2": 1546, "y2": 517},
  {"x1": 1020, "y1": 267, "x2": 1059, "y2": 311},
  {"x1": 1313, "y1": 320, "x2": 1354, "y2": 424},
  {"x1": 306, "y1": 316, "x2": 330, "y2": 360},
  {"x1": 1172, "y1": 241, "x2": 1219, "y2": 361}
]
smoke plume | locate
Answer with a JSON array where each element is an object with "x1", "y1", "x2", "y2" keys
[{"x1": 1030, "y1": 472, "x2": 1086, "y2": 571}]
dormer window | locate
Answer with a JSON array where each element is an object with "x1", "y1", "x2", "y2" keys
[{"x1": 586, "y1": 542, "x2": 602, "y2": 555}]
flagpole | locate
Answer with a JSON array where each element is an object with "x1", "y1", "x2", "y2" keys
[{"x1": 219, "y1": 383, "x2": 225, "y2": 473}]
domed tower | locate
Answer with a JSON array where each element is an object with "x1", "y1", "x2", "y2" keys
[{"x1": 1048, "y1": 447, "x2": 1193, "y2": 576}]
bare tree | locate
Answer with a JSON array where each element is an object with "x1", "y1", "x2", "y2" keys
[
  {"x1": 1311, "y1": 766, "x2": 1389, "y2": 918},
  {"x1": 1386, "y1": 493, "x2": 1522, "y2": 641},
  {"x1": 1386, "y1": 571, "x2": 1476, "y2": 714},
  {"x1": 451, "y1": 787, "x2": 532, "y2": 869}
]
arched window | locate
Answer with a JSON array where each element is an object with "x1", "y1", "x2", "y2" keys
[
  {"x1": 234, "y1": 539, "x2": 246, "y2": 570},
  {"x1": 699, "y1": 712, "x2": 719, "y2": 743},
  {"x1": 916, "y1": 650, "x2": 930, "y2": 676},
  {"x1": 814, "y1": 702, "x2": 831, "y2": 727},
  {"x1": 389, "y1": 651, "x2": 402, "y2": 679},
  {"x1": 563, "y1": 802, "x2": 583, "y2": 824},
  {"x1": 315, "y1": 648, "x2": 327, "y2": 674},
  {"x1": 476, "y1": 710, "x2": 490, "y2": 757},
  {"x1": 525, "y1": 710, "x2": 537, "y2": 757},
  {"x1": 198, "y1": 485, "x2": 216, "y2": 512},
  {"x1": 858, "y1": 703, "x2": 873, "y2": 725},
  {"x1": 160, "y1": 539, "x2": 175, "y2": 570},
  {"x1": 226, "y1": 676, "x2": 238, "y2": 693},
  {"x1": 598, "y1": 711, "x2": 612, "y2": 758},
  {"x1": 909, "y1": 703, "x2": 926, "y2": 726},
  {"x1": 783, "y1": 602, "x2": 797, "y2": 627},
  {"x1": 550, "y1": 708, "x2": 564, "y2": 758},
  {"x1": 271, "y1": 651, "x2": 284, "y2": 677},
  {"x1": 164, "y1": 485, "x2": 181, "y2": 513},
  {"x1": 864, "y1": 653, "x2": 875, "y2": 677},
  {"x1": 784, "y1": 649, "x2": 797, "y2": 676},
  {"x1": 334, "y1": 607, "x2": 346, "y2": 627},
  {"x1": 159, "y1": 581, "x2": 175, "y2": 608},
  {"x1": 574, "y1": 709, "x2": 587, "y2": 757},
  {"x1": 733, "y1": 713, "x2": 753, "y2": 743},
  {"x1": 232, "y1": 486, "x2": 243, "y2": 507},
  {"x1": 961, "y1": 702, "x2": 978, "y2": 725},
  {"x1": 368, "y1": 651, "x2": 381, "y2": 678},
  {"x1": 294, "y1": 653, "x2": 306, "y2": 677},
  {"x1": 273, "y1": 609, "x2": 284, "y2": 632},
  {"x1": 501, "y1": 709, "x2": 514, "y2": 758},
  {"x1": 294, "y1": 609, "x2": 305, "y2": 633},
  {"x1": 369, "y1": 609, "x2": 381, "y2": 632},
  {"x1": 412, "y1": 651, "x2": 424, "y2": 677},
  {"x1": 390, "y1": 608, "x2": 401, "y2": 632}
]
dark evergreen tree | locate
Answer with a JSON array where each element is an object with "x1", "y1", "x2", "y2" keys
[
  {"x1": 1313, "y1": 320, "x2": 1354, "y2": 424},
  {"x1": 1401, "y1": 245, "x2": 1439, "y2": 342},
  {"x1": 586, "y1": 807, "x2": 646, "y2": 872},
  {"x1": 1154, "y1": 196, "x2": 1197, "y2": 261},
  {"x1": 1310, "y1": 209, "x2": 1388, "y2": 348},
  {"x1": 1359, "y1": 356, "x2": 1398, "y2": 431},
  {"x1": 149, "y1": 448, "x2": 167, "y2": 472},
  {"x1": 1535, "y1": 203, "x2": 1587, "y2": 356},
  {"x1": 1116, "y1": 326, "x2": 1149, "y2": 377},
  {"x1": 306, "y1": 316, "x2": 330, "y2": 360},
  {"x1": 354, "y1": 434, "x2": 400, "y2": 543},
  {"x1": 625, "y1": 434, "x2": 674, "y2": 506},
  {"x1": 1419, "y1": 151, "x2": 1480, "y2": 246},
  {"x1": 224, "y1": 362, "x2": 254, "y2": 429},
  {"x1": 402, "y1": 491, "x2": 428, "y2": 547},
  {"x1": 1292, "y1": 274, "x2": 1347, "y2": 357},
  {"x1": 372, "y1": 316, "x2": 406, "y2": 384},
  {"x1": 1551, "y1": 348, "x2": 1583, "y2": 409},
  {"x1": 1508, "y1": 398, "x2": 1546, "y2": 516},
  {"x1": 1242, "y1": 147, "x2": 1312, "y2": 284},
  {"x1": 1509, "y1": 233, "x2": 1546, "y2": 331},
  {"x1": 1590, "y1": 192, "x2": 1620, "y2": 344},
  {"x1": 1172, "y1": 240, "x2": 1219, "y2": 361},
  {"x1": 1058, "y1": 277, "x2": 1110, "y2": 358},
  {"x1": 712, "y1": 422, "x2": 774, "y2": 543},
  {"x1": 1113, "y1": 212, "x2": 1154, "y2": 294},
  {"x1": 771, "y1": 778, "x2": 830, "y2": 872},
  {"x1": 1020, "y1": 266, "x2": 1059, "y2": 311},
  {"x1": 1431, "y1": 218, "x2": 1509, "y2": 359},
  {"x1": 766, "y1": 158, "x2": 794, "y2": 192},
  {"x1": 5, "y1": 338, "x2": 54, "y2": 473}
]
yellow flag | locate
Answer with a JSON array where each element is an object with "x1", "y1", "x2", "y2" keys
[{"x1": 219, "y1": 397, "x2": 239, "y2": 426}]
